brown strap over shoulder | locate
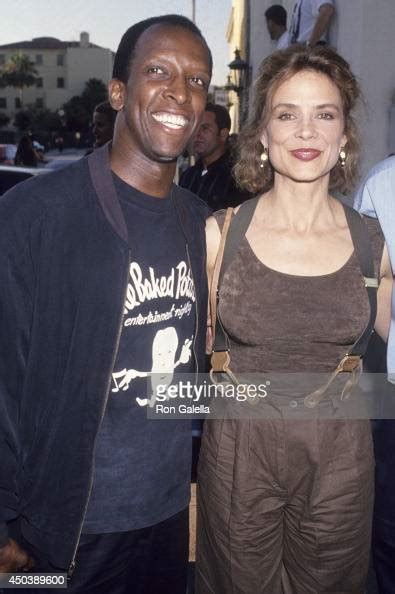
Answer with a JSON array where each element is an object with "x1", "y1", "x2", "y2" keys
[{"x1": 210, "y1": 207, "x2": 233, "y2": 344}]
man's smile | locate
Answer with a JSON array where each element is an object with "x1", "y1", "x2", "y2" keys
[{"x1": 152, "y1": 112, "x2": 189, "y2": 130}]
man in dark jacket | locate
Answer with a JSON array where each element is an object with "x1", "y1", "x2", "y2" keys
[
  {"x1": 0, "y1": 14, "x2": 212, "y2": 594},
  {"x1": 179, "y1": 103, "x2": 250, "y2": 210}
]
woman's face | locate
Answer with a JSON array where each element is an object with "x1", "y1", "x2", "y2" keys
[{"x1": 260, "y1": 70, "x2": 347, "y2": 185}]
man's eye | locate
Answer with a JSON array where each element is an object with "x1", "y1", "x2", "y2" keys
[
  {"x1": 190, "y1": 76, "x2": 207, "y2": 88},
  {"x1": 147, "y1": 66, "x2": 165, "y2": 75}
]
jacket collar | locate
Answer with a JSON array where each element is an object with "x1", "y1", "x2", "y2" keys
[
  {"x1": 88, "y1": 142, "x2": 128, "y2": 244},
  {"x1": 88, "y1": 142, "x2": 200, "y2": 247}
]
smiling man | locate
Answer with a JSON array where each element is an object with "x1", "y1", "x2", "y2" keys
[{"x1": 0, "y1": 15, "x2": 212, "y2": 594}]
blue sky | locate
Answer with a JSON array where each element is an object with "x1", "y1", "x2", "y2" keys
[{"x1": 1, "y1": 0, "x2": 231, "y2": 86}]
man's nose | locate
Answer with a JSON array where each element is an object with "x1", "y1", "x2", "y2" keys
[{"x1": 164, "y1": 76, "x2": 190, "y2": 104}]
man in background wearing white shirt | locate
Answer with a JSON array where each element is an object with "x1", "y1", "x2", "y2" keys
[
  {"x1": 289, "y1": 0, "x2": 335, "y2": 46},
  {"x1": 265, "y1": 5, "x2": 289, "y2": 50},
  {"x1": 354, "y1": 156, "x2": 395, "y2": 594}
]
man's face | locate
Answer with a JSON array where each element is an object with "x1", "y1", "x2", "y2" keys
[
  {"x1": 193, "y1": 110, "x2": 227, "y2": 161},
  {"x1": 92, "y1": 111, "x2": 114, "y2": 147},
  {"x1": 109, "y1": 24, "x2": 211, "y2": 163},
  {"x1": 266, "y1": 18, "x2": 276, "y2": 40}
]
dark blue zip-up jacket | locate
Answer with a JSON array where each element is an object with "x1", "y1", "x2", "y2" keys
[{"x1": 0, "y1": 144, "x2": 210, "y2": 570}]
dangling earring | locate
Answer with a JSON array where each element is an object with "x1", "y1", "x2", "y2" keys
[
  {"x1": 339, "y1": 147, "x2": 346, "y2": 168},
  {"x1": 260, "y1": 147, "x2": 268, "y2": 168}
]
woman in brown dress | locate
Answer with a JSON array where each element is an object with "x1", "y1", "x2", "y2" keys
[{"x1": 196, "y1": 45, "x2": 392, "y2": 594}]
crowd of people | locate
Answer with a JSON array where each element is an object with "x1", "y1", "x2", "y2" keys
[{"x1": 0, "y1": 6, "x2": 394, "y2": 594}]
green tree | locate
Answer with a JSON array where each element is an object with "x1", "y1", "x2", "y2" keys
[
  {"x1": 0, "y1": 112, "x2": 10, "y2": 128},
  {"x1": 62, "y1": 95, "x2": 90, "y2": 132},
  {"x1": 81, "y1": 78, "x2": 107, "y2": 114},
  {"x1": 13, "y1": 106, "x2": 62, "y2": 134},
  {"x1": 0, "y1": 53, "x2": 39, "y2": 106},
  {"x1": 13, "y1": 109, "x2": 32, "y2": 131},
  {"x1": 63, "y1": 78, "x2": 108, "y2": 132}
]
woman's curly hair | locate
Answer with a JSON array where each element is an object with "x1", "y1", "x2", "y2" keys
[{"x1": 234, "y1": 44, "x2": 362, "y2": 195}]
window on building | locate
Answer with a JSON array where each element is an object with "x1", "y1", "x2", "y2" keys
[
  {"x1": 36, "y1": 54, "x2": 43, "y2": 65},
  {"x1": 36, "y1": 77, "x2": 43, "y2": 88},
  {"x1": 0, "y1": 98, "x2": 7, "y2": 109},
  {"x1": 0, "y1": 55, "x2": 5, "y2": 66},
  {"x1": 57, "y1": 77, "x2": 65, "y2": 88},
  {"x1": 36, "y1": 98, "x2": 44, "y2": 108},
  {"x1": 15, "y1": 97, "x2": 21, "y2": 109},
  {"x1": 57, "y1": 54, "x2": 64, "y2": 66}
]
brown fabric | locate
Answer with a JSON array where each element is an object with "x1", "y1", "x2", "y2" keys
[
  {"x1": 197, "y1": 417, "x2": 374, "y2": 594},
  {"x1": 196, "y1": 211, "x2": 383, "y2": 594},
  {"x1": 212, "y1": 210, "x2": 383, "y2": 375}
]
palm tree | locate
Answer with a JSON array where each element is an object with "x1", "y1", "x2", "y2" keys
[{"x1": 0, "y1": 53, "x2": 38, "y2": 107}]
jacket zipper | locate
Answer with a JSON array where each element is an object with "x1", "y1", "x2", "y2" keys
[
  {"x1": 185, "y1": 243, "x2": 199, "y2": 376},
  {"x1": 67, "y1": 251, "x2": 131, "y2": 580}
]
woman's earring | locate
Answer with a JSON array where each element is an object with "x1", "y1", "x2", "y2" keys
[
  {"x1": 260, "y1": 147, "x2": 268, "y2": 168},
  {"x1": 339, "y1": 147, "x2": 346, "y2": 168}
]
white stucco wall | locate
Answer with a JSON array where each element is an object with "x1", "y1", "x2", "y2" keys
[{"x1": 248, "y1": 0, "x2": 395, "y2": 178}]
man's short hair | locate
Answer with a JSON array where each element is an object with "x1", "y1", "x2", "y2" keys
[
  {"x1": 264, "y1": 5, "x2": 287, "y2": 27},
  {"x1": 94, "y1": 101, "x2": 117, "y2": 126},
  {"x1": 205, "y1": 103, "x2": 231, "y2": 132},
  {"x1": 113, "y1": 14, "x2": 212, "y2": 83}
]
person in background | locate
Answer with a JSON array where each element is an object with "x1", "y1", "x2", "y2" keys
[
  {"x1": 289, "y1": 0, "x2": 335, "y2": 46},
  {"x1": 92, "y1": 101, "x2": 117, "y2": 148},
  {"x1": 14, "y1": 134, "x2": 39, "y2": 168},
  {"x1": 54, "y1": 134, "x2": 64, "y2": 153},
  {"x1": 265, "y1": 5, "x2": 289, "y2": 50},
  {"x1": 179, "y1": 103, "x2": 250, "y2": 210},
  {"x1": 354, "y1": 156, "x2": 395, "y2": 594}
]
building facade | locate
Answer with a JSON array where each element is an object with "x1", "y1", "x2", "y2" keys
[{"x1": 0, "y1": 32, "x2": 114, "y2": 117}]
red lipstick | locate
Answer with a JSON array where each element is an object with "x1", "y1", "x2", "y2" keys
[{"x1": 291, "y1": 149, "x2": 321, "y2": 161}]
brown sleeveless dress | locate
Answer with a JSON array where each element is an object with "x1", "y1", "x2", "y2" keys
[{"x1": 196, "y1": 209, "x2": 384, "y2": 594}]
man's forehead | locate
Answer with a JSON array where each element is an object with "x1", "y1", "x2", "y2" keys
[
  {"x1": 201, "y1": 111, "x2": 217, "y2": 126},
  {"x1": 133, "y1": 23, "x2": 209, "y2": 63}
]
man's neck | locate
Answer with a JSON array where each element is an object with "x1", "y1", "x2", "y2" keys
[
  {"x1": 201, "y1": 147, "x2": 226, "y2": 169},
  {"x1": 110, "y1": 142, "x2": 175, "y2": 198},
  {"x1": 274, "y1": 26, "x2": 286, "y2": 40}
]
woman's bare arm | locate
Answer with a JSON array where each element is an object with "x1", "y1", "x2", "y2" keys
[
  {"x1": 375, "y1": 243, "x2": 393, "y2": 341},
  {"x1": 205, "y1": 216, "x2": 222, "y2": 352}
]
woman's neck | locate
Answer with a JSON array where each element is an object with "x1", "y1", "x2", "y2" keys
[{"x1": 260, "y1": 174, "x2": 341, "y2": 233}]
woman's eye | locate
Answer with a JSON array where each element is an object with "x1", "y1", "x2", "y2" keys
[
  {"x1": 317, "y1": 112, "x2": 334, "y2": 120},
  {"x1": 278, "y1": 113, "x2": 294, "y2": 120}
]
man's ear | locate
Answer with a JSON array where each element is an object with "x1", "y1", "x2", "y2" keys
[
  {"x1": 108, "y1": 79, "x2": 125, "y2": 111},
  {"x1": 219, "y1": 128, "x2": 230, "y2": 143}
]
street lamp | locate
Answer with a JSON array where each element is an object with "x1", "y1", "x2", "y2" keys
[
  {"x1": 226, "y1": 49, "x2": 249, "y2": 130},
  {"x1": 227, "y1": 49, "x2": 249, "y2": 96}
]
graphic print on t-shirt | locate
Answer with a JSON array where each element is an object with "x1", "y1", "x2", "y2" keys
[{"x1": 111, "y1": 259, "x2": 196, "y2": 407}]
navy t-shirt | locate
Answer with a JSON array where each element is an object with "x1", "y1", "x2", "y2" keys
[{"x1": 83, "y1": 175, "x2": 196, "y2": 533}]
